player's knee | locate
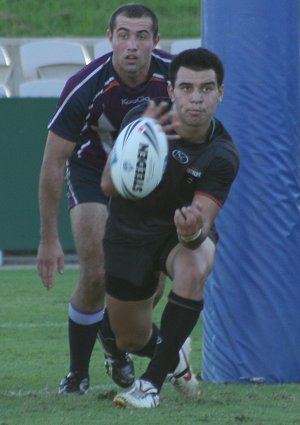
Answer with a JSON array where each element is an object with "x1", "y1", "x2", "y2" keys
[
  {"x1": 116, "y1": 334, "x2": 148, "y2": 353},
  {"x1": 174, "y1": 264, "x2": 209, "y2": 297},
  {"x1": 82, "y1": 266, "x2": 104, "y2": 285},
  {"x1": 184, "y1": 264, "x2": 203, "y2": 283},
  {"x1": 79, "y1": 267, "x2": 105, "y2": 299}
]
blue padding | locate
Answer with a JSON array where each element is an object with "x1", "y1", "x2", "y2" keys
[{"x1": 201, "y1": 0, "x2": 300, "y2": 382}]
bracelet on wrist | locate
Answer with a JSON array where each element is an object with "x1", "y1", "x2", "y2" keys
[{"x1": 179, "y1": 228, "x2": 202, "y2": 243}]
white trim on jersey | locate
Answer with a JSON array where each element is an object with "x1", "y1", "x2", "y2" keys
[
  {"x1": 152, "y1": 72, "x2": 171, "y2": 86},
  {"x1": 152, "y1": 51, "x2": 172, "y2": 63},
  {"x1": 65, "y1": 163, "x2": 79, "y2": 206},
  {"x1": 48, "y1": 56, "x2": 111, "y2": 129}
]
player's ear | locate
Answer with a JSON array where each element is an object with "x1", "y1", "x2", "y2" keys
[
  {"x1": 107, "y1": 29, "x2": 113, "y2": 42},
  {"x1": 218, "y1": 84, "x2": 224, "y2": 102},
  {"x1": 153, "y1": 33, "x2": 160, "y2": 48},
  {"x1": 167, "y1": 84, "x2": 175, "y2": 102}
]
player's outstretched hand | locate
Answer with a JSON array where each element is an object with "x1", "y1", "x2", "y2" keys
[
  {"x1": 37, "y1": 239, "x2": 64, "y2": 289},
  {"x1": 142, "y1": 100, "x2": 180, "y2": 140}
]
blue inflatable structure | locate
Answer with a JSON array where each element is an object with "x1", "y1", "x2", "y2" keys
[{"x1": 201, "y1": 0, "x2": 300, "y2": 382}]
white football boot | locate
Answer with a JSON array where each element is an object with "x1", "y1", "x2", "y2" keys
[
  {"x1": 168, "y1": 337, "x2": 200, "y2": 399},
  {"x1": 113, "y1": 379, "x2": 159, "y2": 408}
]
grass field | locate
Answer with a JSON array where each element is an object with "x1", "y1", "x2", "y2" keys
[
  {"x1": 0, "y1": 0, "x2": 201, "y2": 39},
  {"x1": 1, "y1": 269, "x2": 299, "y2": 425}
]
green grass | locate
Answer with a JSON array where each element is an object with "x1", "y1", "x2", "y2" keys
[
  {"x1": 1, "y1": 269, "x2": 299, "y2": 425},
  {"x1": 0, "y1": 0, "x2": 201, "y2": 38}
]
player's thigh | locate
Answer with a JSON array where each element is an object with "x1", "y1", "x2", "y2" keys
[
  {"x1": 166, "y1": 237, "x2": 216, "y2": 299},
  {"x1": 153, "y1": 272, "x2": 167, "y2": 307},
  {"x1": 70, "y1": 202, "x2": 108, "y2": 266}
]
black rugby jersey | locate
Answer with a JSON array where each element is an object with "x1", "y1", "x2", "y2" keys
[
  {"x1": 48, "y1": 49, "x2": 172, "y2": 170},
  {"x1": 106, "y1": 103, "x2": 239, "y2": 240}
]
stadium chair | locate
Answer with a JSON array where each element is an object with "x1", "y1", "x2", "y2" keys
[
  {"x1": 170, "y1": 38, "x2": 202, "y2": 54},
  {"x1": 19, "y1": 79, "x2": 66, "y2": 97},
  {"x1": 20, "y1": 40, "x2": 91, "y2": 80},
  {"x1": 0, "y1": 46, "x2": 12, "y2": 85},
  {"x1": 93, "y1": 39, "x2": 112, "y2": 58},
  {"x1": 0, "y1": 83, "x2": 11, "y2": 97}
]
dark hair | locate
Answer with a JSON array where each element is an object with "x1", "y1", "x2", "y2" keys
[
  {"x1": 169, "y1": 48, "x2": 224, "y2": 87},
  {"x1": 108, "y1": 3, "x2": 159, "y2": 36}
]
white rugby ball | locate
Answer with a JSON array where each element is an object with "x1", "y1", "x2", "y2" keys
[{"x1": 110, "y1": 117, "x2": 168, "y2": 200}]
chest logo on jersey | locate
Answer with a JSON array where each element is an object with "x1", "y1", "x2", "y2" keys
[
  {"x1": 172, "y1": 149, "x2": 189, "y2": 164},
  {"x1": 186, "y1": 168, "x2": 202, "y2": 178},
  {"x1": 121, "y1": 96, "x2": 150, "y2": 106}
]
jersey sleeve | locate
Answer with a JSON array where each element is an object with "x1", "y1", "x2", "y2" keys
[
  {"x1": 48, "y1": 76, "x2": 94, "y2": 143},
  {"x1": 196, "y1": 144, "x2": 239, "y2": 207}
]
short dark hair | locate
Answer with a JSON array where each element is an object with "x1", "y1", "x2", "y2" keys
[
  {"x1": 108, "y1": 3, "x2": 159, "y2": 36},
  {"x1": 169, "y1": 48, "x2": 224, "y2": 87}
]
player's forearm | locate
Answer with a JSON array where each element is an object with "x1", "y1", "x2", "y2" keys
[{"x1": 38, "y1": 161, "x2": 65, "y2": 242}]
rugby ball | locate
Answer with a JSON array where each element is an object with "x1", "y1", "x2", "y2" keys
[{"x1": 110, "y1": 117, "x2": 168, "y2": 199}]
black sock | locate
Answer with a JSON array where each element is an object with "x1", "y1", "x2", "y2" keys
[
  {"x1": 98, "y1": 309, "x2": 123, "y2": 356},
  {"x1": 99, "y1": 309, "x2": 115, "y2": 340},
  {"x1": 133, "y1": 323, "x2": 160, "y2": 358},
  {"x1": 141, "y1": 291, "x2": 203, "y2": 391},
  {"x1": 68, "y1": 318, "x2": 99, "y2": 379}
]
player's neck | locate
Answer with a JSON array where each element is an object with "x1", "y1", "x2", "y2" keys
[
  {"x1": 114, "y1": 64, "x2": 149, "y2": 88},
  {"x1": 178, "y1": 121, "x2": 212, "y2": 144}
]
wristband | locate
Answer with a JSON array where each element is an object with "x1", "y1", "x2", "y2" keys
[{"x1": 179, "y1": 228, "x2": 202, "y2": 243}]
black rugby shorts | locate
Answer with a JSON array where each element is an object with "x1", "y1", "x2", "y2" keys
[
  {"x1": 104, "y1": 227, "x2": 218, "y2": 302},
  {"x1": 103, "y1": 231, "x2": 179, "y2": 301}
]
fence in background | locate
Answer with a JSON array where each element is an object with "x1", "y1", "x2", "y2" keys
[{"x1": 0, "y1": 98, "x2": 74, "y2": 253}]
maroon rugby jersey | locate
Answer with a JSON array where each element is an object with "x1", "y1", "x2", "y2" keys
[{"x1": 48, "y1": 49, "x2": 172, "y2": 170}]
